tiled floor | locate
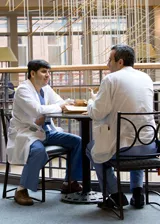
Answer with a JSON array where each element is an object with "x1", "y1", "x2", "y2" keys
[{"x1": 0, "y1": 183, "x2": 160, "y2": 224}]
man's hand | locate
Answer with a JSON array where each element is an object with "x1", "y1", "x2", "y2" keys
[
  {"x1": 35, "y1": 116, "x2": 45, "y2": 126},
  {"x1": 89, "y1": 88, "x2": 97, "y2": 100},
  {"x1": 60, "y1": 102, "x2": 69, "y2": 111}
]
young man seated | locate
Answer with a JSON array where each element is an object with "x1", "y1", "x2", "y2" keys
[{"x1": 7, "y1": 59, "x2": 82, "y2": 205}]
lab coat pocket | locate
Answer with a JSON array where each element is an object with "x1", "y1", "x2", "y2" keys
[{"x1": 91, "y1": 124, "x2": 115, "y2": 163}]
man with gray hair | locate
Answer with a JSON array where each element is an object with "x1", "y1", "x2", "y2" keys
[{"x1": 87, "y1": 45, "x2": 157, "y2": 209}]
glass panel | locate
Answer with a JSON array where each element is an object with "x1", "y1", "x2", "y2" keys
[
  {"x1": 0, "y1": 36, "x2": 8, "y2": 46},
  {"x1": 49, "y1": 46, "x2": 61, "y2": 65},
  {"x1": 92, "y1": 34, "x2": 127, "y2": 64},
  {"x1": 72, "y1": 18, "x2": 82, "y2": 32},
  {"x1": 17, "y1": 17, "x2": 28, "y2": 33},
  {"x1": 33, "y1": 36, "x2": 67, "y2": 65},
  {"x1": 0, "y1": 17, "x2": 7, "y2": 33},
  {"x1": 92, "y1": 35, "x2": 111, "y2": 64},
  {"x1": 72, "y1": 35, "x2": 82, "y2": 64},
  {"x1": 91, "y1": 16, "x2": 127, "y2": 32},
  {"x1": 32, "y1": 17, "x2": 67, "y2": 32},
  {"x1": 112, "y1": 34, "x2": 128, "y2": 45},
  {"x1": 18, "y1": 36, "x2": 28, "y2": 66}
]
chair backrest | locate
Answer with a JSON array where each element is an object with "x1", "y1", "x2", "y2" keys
[
  {"x1": 116, "y1": 111, "x2": 160, "y2": 160},
  {"x1": 0, "y1": 108, "x2": 12, "y2": 146}
]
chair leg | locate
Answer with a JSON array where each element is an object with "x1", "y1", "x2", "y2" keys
[
  {"x1": 3, "y1": 161, "x2": 10, "y2": 198},
  {"x1": 41, "y1": 167, "x2": 45, "y2": 202},
  {"x1": 67, "y1": 152, "x2": 71, "y2": 193},
  {"x1": 116, "y1": 168, "x2": 124, "y2": 220},
  {"x1": 102, "y1": 165, "x2": 124, "y2": 220},
  {"x1": 102, "y1": 164, "x2": 107, "y2": 203},
  {"x1": 145, "y1": 169, "x2": 149, "y2": 204}
]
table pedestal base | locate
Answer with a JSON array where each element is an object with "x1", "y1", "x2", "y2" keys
[{"x1": 61, "y1": 191, "x2": 103, "y2": 204}]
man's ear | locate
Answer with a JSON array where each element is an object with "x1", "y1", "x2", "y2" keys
[
  {"x1": 30, "y1": 70, "x2": 35, "y2": 78},
  {"x1": 119, "y1": 59, "x2": 124, "y2": 67}
]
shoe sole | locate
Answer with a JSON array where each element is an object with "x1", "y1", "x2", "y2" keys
[{"x1": 14, "y1": 197, "x2": 34, "y2": 206}]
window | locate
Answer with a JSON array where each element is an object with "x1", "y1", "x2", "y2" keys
[
  {"x1": 32, "y1": 17, "x2": 67, "y2": 32},
  {"x1": 18, "y1": 36, "x2": 28, "y2": 66},
  {"x1": 91, "y1": 16, "x2": 127, "y2": 32},
  {"x1": 49, "y1": 45, "x2": 61, "y2": 65},
  {"x1": 48, "y1": 36, "x2": 66, "y2": 65},
  {"x1": 0, "y1": 17, "x2": 7, "y2": 33},
  {"x1": 17, "y1": 17, "x2": 28, "y2": 33},
  {"x1": 72, "y1": 35, "x2": 82, "y2": 64},
  {"x1": 0, "y1": 37, "x2": 8, "y2": 47}
]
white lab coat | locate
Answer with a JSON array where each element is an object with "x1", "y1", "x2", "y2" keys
[
  {"x1": 87, "y1": 66, "x2": 155, "y2": 163},
  {"x1": 7, "y1": 79, "x2": 65, "y2": 164}
]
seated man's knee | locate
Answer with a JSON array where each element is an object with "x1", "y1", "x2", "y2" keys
[
  {"x1": 77, "y1": 136, "x2": 81, "y2": 144},
  {"x1": 73, "y1": 135, "x2": 81, "y2": 146},
  {"x1": 30, "y1": 140, "x2": 46, "y2": 157}
]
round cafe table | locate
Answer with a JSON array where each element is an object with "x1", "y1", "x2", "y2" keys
[{"x1": 46, "y1": 112, "x2": 102, "y2": 204}]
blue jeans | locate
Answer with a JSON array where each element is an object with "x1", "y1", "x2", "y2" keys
[
  {"x1": 20, "y1": 130, "x2": 82, "y2": 191},
  {"x1": 86, "y1": 140, "x2": 157, "y2": 195}
]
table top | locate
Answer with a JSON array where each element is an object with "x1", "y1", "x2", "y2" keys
[{"x1": 46, "y1": 112, "x2": 91, "y2": 120}]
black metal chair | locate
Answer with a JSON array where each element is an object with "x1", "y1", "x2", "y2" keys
[
  {"x1": 102, "y1": 111, "x2": 160, "y2": 220},
  {"x1": 1, "y1": 108, "x2": 71, "y2": 202}
]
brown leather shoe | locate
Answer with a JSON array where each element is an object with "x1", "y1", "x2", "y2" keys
[
  {"x1": 61, "y1": 181, "x2": 82, "y2": 194},
  {"x1": 14, "y1": 189, "x2": 34, "y2": 206}
]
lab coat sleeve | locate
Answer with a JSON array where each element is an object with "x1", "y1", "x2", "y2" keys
[
  {"x1": 46, "y1": 85, "x2": 65, "y2": 105},
  {"x1": 15, "y1": 85, "x2": 63, "y2": 117},
  {"x1": 87, "y1": 77, "x2": 112, "y2": 121}
]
